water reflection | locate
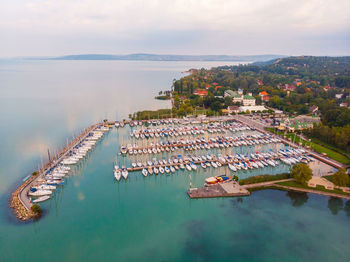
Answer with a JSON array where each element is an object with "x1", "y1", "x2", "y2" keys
[
  {"x1": 286, "y1": 191, "x2": 309, "y2": 207},
  {"x1": 328, "y1": 197, "x2": 344, "y2": 215}
]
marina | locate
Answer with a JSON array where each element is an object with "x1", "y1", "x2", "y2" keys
[{"x1": 10, "y1": 116, "x2": 345, "y2": 221}]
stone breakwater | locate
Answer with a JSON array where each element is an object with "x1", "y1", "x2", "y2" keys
[
  {"x1": 10, "y1": 176, "x2": 37, "y2": 220},
  {"x1": 9, "y1": 122, "x2": 103, "y2": 221}
]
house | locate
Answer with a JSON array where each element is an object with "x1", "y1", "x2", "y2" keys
[
  {"x1": 239, "y1": 105, "x2": 266, "y2": 113},
  {"x1": 257, "y1": 80, "x2": 263, "y2": 85},
  {"x1": 340, "y1": 102, "x2": 348, "y2": 107},
  {"x1": 224, "y1": 90, "x2": 236, "y2": 97},
  {"x1": 262, "y1": 96, "x2": 270, "y2": 102},
  {"x1": 309, "y1": 105, "x2": 319, "y2": 114},
  {"x1": 259, "y1": 91, "x2": 269, "y2": 97},
  {"x1": 194, "y1": 90, "x2": 208, "y2": 96},
  {"x1": 259, "y1": 91, "x2": 270, "y2": 103},
  {"x1": 243, "y1": 94, "x2": 256, "y2": 106},
  {"x1": 335, "y1": 94, "x2": 343, "y2": 99},
  {"x1": 227, "y1": 106, "x2": 239, "y2": 114},
  {"x1": 233, "y1": 94, "x2": 243, "y2": 104},
  {"x1": 283, "y1": 84, "x2": 296, "y2": 91}
]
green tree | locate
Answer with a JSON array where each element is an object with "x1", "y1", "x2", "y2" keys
[
  {"x1": 290, "y1": 163, "x2": 313, "y2": 186},
  {"x1": 31, "y1": 204, "x2": 43, "y2": 217},
  {"x1": 332, "y1": 168, "x2": 350, "y2": 187}
]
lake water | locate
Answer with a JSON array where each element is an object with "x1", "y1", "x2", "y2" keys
[{"x1": 0, "y1": 60, "x2": 349, "y2": 262}]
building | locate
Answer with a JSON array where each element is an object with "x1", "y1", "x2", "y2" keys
[
  {"x1": 194, "y1": 90, "x2": 208, "y2": 96},
  {"x1": 259, "y1": 91, "x2": 270, "y2": 104},
  {"x1": 309, "y1": 105, "x2": 319, "y2": 114},
  {"x1": 225, "y1": 90, "x2": 256, "y2": 106},
  {"x1": 335, "y1": 94, "x2": 343, "y2": 99},
  {"x1": 239, "y1": 105, "x2": 266, "y2": 112},
  {"x1": 243, "y1": 95, "x2": 256, "y2": 106},
  {"x1": 227, "y1": 106, "x2": 240, "y2": 114},
  {"x1": 340, "y1": 102, "x2": 348, "y2": 107},
  {"x1": 224, "y1": 90, "x2": 236, "y2": 97}
]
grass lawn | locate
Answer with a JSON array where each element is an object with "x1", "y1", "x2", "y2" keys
[
  {"x1": 324, "y1": 175, "x2": 350, "y2": 187},
  {"x1": 276, "y1": 180, "x2": 350, "y2": 197}
]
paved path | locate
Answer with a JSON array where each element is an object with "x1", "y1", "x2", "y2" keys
[
  {"x1": 17, "y1": 123, "x2": 100, "y2": 211},
  {"x1": 274, "y1": 184, "x2": 350, "y2": 200},
  {"x1": 242, "y1": 178, "x2": 293, "y2": 189}
]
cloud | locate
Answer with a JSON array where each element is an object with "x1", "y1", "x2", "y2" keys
[{"x1": 0, "y1": 0, "x2": 349, "y2": 56}]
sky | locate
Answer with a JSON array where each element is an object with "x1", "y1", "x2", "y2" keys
[{"x1": 1, "y1": 0, "x2": 350, "y2": 57}]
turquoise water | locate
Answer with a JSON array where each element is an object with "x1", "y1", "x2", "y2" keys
[{"x1": 1, "y1": 60, "x2": 350, "y2": 262}]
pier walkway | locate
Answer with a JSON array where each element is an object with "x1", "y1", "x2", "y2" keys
[
  {"x1": 11, "y1": 123, "x2": 101, "y2": 220},
  {"x1": 187, "y1": 180, "x2": 250, "y2": 198}
]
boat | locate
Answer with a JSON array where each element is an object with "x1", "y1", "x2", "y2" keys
[
  {"x1": 153, "y1": 167, "x2": 159, "y2": 174},
  {"x1": 28, "y1": 190, "x2": 52, "y2": 197},
  {"x1": 32, "y1": 195, "x2": 51, "y2": 203},
  {"x1": 32, "y1": 184, "x2": 56, "y2": 191},
  {"x1": 142, "y1": 168, "x2": 148, "y2": 177},
  {"x1": 114, "y1": 168, "x2": 122, "y2": 181},
  {"x1": 228, "y1": 164, "x2": 236, "y2": 172},
  {"x1": 120, "y1": 146, "x2": 127, "y2": 154},
  {"x1": 121, "y1": 168, "x2": 129, "y2": 179}
]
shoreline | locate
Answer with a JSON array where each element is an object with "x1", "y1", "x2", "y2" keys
[{"x1": 10, "y1": 115, "x2": 346, "y2": 221}]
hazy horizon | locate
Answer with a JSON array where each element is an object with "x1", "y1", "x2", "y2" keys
[{"x1": 1, "y1": 0, "x2": 349, "y2": 57}]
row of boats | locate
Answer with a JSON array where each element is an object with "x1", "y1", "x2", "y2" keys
[
  {"x1": 120, "y1": 133, "x2": 281, "y2": 155},
  {"x1": 129, "y1": 122, "x2": 251, "y2": 139},
  {"x1": 115, "y1": 117, "x2": 232, "y2": 128},
  {"x1": 28, "y1": 127, "x2": 109, "y2": 203},
  {"x1": 113, "y1": 148, "x2": 314, "y2": 181}
]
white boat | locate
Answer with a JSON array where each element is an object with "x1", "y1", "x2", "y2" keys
[
  {"x1": 228, "y1": 164, "x2": 236, "y2": 172},
  {"x1": 32, "y1": 184, "x2": 56, "y2": 191},
  {"x1": 114, "y1": 169, "x2": 122, "y2": 181},
  {"x1": 186, "y1": 164, "x2": 192, "y2": 171},
  {"x1": 28, "y1": 190, "x2": 52, "y2": 197},
  {"x1": 142, "y1": 168, "x2": 148, "y2": 177},
  {"x1": 190, "y1": 163, "x2": 197, "y2": 171},
  {"x1": 32, "y1": 195, "x2": 51, "y2": 203},
  {"x1": 159, "y1": 166, "x2": 165, "y2": 174},
  {"x1": 170, "y1": 166, "x2": 175, "y2": 173},
  {"x1": 121, "y1": 168, "x2": 128, "y2": 179}
]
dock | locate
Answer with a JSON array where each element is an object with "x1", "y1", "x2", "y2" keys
[
  {"x1": 10, "y1": 123, "x2": 103, "y2": 220},
  {"x1": 233, "y1": 115, "x2": 346, "y2": 170},
  {"x1": 187, "y1": 180, "x2": 250, "y2": 198}
]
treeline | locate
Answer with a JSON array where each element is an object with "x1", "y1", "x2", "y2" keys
[
  {"x1": 130, "y1": 109, "x2": 173, "y2": 120},
  {"x1": 304, "y1": 124, "x2": 350, "y2": 153}
]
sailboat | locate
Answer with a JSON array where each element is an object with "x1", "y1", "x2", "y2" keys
[
  {"x1": 142, "y1": 168, "x2": 148, "y2": 177},
  {"x1": 121, "y1": 167, "x2": 128, "y2": 179}
]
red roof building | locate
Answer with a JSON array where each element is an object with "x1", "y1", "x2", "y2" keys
[{"x1": 194, "y1": 90, "x2": 208, "y2": 96}]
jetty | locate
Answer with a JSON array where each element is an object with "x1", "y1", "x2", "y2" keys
[
  {"x1": 187, "y1": 180, "x2": 250, "y2": 198},
  {"x1": 10, "y1": 123, "x2": 103, "y2": 220}
]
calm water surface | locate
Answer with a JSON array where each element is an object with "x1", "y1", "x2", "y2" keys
[{"x1": 0, "y1": 60, "x2": 349, "y2": 262}]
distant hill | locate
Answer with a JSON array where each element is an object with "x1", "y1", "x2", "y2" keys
[{"x1": 50, "y1": 53, "x2": 285, "y2": 62}]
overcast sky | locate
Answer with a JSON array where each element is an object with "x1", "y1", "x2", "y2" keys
[{"x1": 1, "y1": 0, "x2": 349, "y2": 57}]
